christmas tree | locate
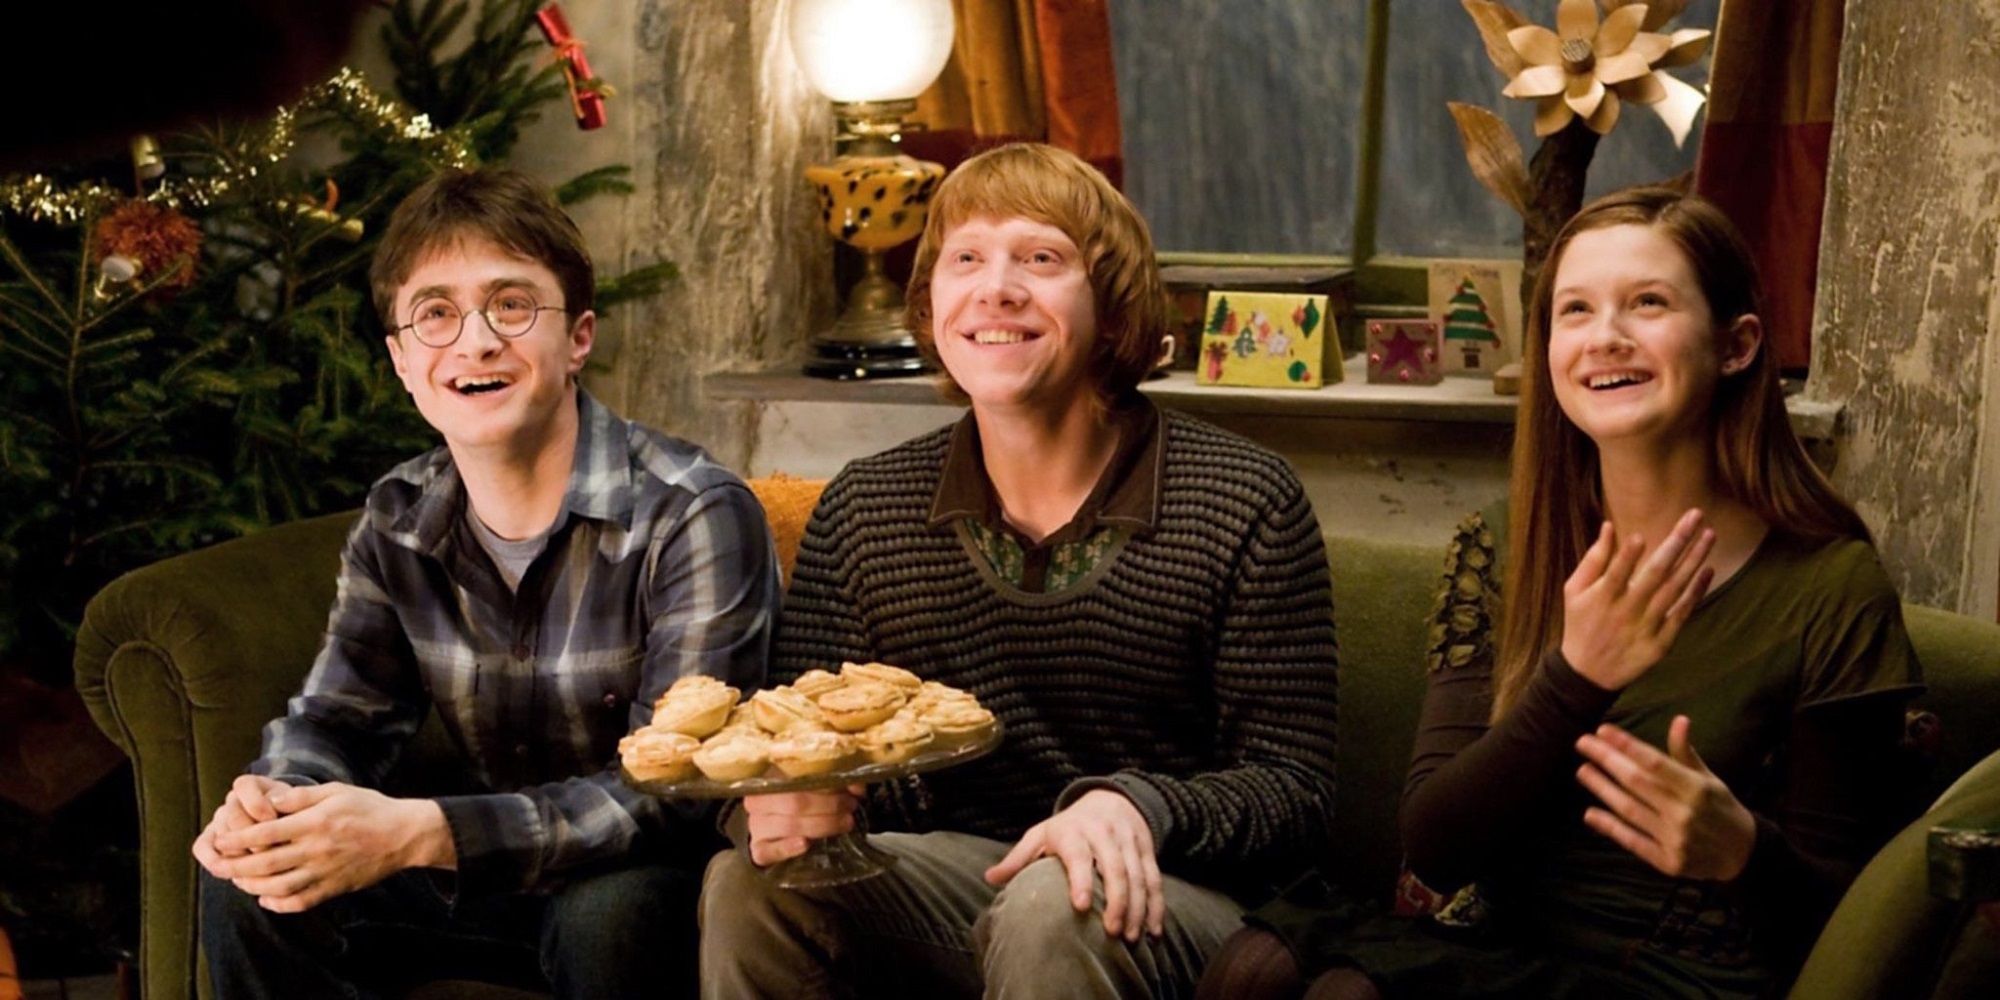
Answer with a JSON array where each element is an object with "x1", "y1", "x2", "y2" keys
[
  {"x1": 1443, "y1": 278, "x2": 1500, "y2": 370},
  {"x1": 0, "y1": 0, "x2": 672, "y2": 686},
  {"x1": 0, "y1": 0, "x2": 680, "y2": 976}
]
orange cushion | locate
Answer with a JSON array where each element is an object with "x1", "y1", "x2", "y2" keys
[
  {"x1": 1, "y1": 923, "x2": 19, "y2": 1000},
  {"x1": 746, "y1": 474, "x2": 828, "y2": 586}
]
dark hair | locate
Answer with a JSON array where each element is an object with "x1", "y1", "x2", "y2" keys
[
  {"x1": 904, "y1": 143, "x2": 1172, "y2": 409},
  {"x1": 369, "y1": 168, "x2": 593, "y2": 330},
  {"x1": 1493, "y1": 186, "x2": 1869, "y2": 717}
]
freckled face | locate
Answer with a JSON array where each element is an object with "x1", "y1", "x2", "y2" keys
[
  {"x1": 928, "y1": 215, "x2": 1098, "y2": 417},
  {"x1": 1547, "y1": 224, "x2": 1737, "y2": 446}
]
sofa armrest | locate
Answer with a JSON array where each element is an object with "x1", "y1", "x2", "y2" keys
[
  {"x1": 1791, "y1": 747, "x2": 2000, "y2": 999},
  {"x1": 74, "y1": 511, "x2": 356, "y2": 758},
  {"x1": 73, "y1": 511, "x2": 356, "y2": 1000}
]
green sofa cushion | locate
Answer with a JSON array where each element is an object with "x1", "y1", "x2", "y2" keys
[{"x1": 1325, "y1": 533, "x2": 1439, "y2": 899}]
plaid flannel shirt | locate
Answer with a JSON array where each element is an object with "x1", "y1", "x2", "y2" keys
[{"x1": 252, "y1": 391, "x2": 778, "y2": 897}]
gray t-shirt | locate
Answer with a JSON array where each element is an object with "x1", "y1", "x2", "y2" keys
[{"x1": 467, "y1": 506, "x2": 551, "y2": 592}]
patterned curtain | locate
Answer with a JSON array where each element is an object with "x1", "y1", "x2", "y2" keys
[
  {"x1": 905, "y1": 0, "x2": 1124, "y2": 187},
  {"x1": 1693, "y1": 0, "x2": 1844, "y2": 372}
]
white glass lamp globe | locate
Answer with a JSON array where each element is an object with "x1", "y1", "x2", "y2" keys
[{"x1": 788, "y1": 0, "x2": 955, "y2": 103}]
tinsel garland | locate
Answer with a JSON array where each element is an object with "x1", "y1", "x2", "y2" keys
[{"x1": 0, "y1": 68, "x2": 475, "y2": 226}]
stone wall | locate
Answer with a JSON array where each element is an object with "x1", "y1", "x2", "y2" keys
[
  {"x1": 451, "y1": 0, "x2": 834, "y2": 470},
  {"x1": 1811, "y1": 0, "x2": 2000, "y2": 614}
]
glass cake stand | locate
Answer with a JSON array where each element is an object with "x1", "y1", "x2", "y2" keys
[{"x1": 624, "y1": 723, "x2": 1002, "y2": 888}]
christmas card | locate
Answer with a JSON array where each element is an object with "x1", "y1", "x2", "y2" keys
[
  {"x1": 1197, "y1": 291, "x2": 1338, "y2": 389},
  {"x1": 1366, "y1": 319, "x2": 1444, "y2": 385},
  {"x1": 1427, "y1": 260, "x2": 1522, "y2": 375}
]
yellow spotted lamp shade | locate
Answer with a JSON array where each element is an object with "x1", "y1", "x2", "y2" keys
[{"x1": 807, "y1": 155, "x2": 946, "y2": 251}]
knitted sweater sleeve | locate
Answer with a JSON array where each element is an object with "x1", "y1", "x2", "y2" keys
[{"x1": 1061, "y1": 478, "x2": 1340, "y2": 879}]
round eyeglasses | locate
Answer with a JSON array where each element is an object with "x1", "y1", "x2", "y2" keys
[{"x1": 395, "y1": 287, "x2": 567, "y2": 348}]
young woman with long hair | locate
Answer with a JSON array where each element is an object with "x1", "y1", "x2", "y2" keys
[{"x1": 1198, "y1": 188, "x2": 1922, "y2": 999}]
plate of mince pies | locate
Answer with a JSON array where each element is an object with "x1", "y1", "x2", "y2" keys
[{"x1": 619, "y1": 661, "x2": 1002, "y2": 798}]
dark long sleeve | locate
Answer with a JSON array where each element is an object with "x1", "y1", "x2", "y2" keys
[
  {"x1": 1398, "y1": 648, "x2": 1615, "y2": 891},
  {"x1": 1735, "y1": 692, "x2": 1914, "y2": 973},
  {"x1": 1387, "y1": 515, "x2": 1923, "y2": 993}
]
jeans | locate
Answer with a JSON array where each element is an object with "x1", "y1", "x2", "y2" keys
[
  {"x1": 199, "y1": 861, "x2": 700, "y2": 999},
  {"x1": 698, "y1": 830, "x2": 1244, "y2": 999}
]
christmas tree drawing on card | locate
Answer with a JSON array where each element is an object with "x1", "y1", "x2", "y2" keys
[{"x1": 1427, "y1": 261, "x2": 1520, "y2": 374}]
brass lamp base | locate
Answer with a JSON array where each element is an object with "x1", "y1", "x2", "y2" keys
[
  {"x1": 803, "y1": 339, "x2": 928, "y2": 380},
  {"x1": 806, "y1": 249, "x2": 927, "y2": 379}
]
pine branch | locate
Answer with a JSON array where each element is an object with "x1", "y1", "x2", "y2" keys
[
  {"x1": 156, "y1": 336, "x2": 244, "y2": 397},
  {"x1": 71, "y1": 212, "x2": 88, "y2": 324},
  {"x1": 0, "y1": 310, "x2": 69, "y2": 366},
  {"x1": 88, "y1": 459, "x2": 225, "y2": 487},
  {"x1": 556, "y1": 165, "x2": 635, "y2": 205},
  {"x1": 73, "y1": 517, "x2": 184, "y2": 558},
  {"x1": 0, "y1": 288, "x2": 69, "y2": 331},
  {"x1": 0, "y1": 341, "x2": 63, "y2": 375},
  {"x1": 0, "y1": 230, "x2": 73, "y2": 328},
  {"x1": 595, "y1": 262, "x2": 679, "y2": 314},
  {"x1": 0, "y1": 400, "x2": 60, "y2": 434},
  {"x1": 78, "y1": 350, "x2": 143, "y2": 374},
  {"x1": 458, "y1": 0, "x2": 545, "y2": 119},
  {"x1": 76, "y1": 329, "x2": 155, "y2": 356},
  {"x1": 385, "y1": 0, "x2": 468, "y2": 115},
  {"x1": 296, "y1": 243, "x2": 381, "y2": 293}
]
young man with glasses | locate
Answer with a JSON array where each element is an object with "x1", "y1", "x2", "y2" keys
[{"x1": 191, "y1": 168, "x2": 777, "y2": 999}]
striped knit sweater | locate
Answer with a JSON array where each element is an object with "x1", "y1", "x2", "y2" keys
[{"x1": 773, "y1": 410, "x2": 1339, "y2": 893}]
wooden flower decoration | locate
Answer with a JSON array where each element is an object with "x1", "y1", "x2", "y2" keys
[
  {"x1": 1445, "y1": 0, "x2": 1716, "y2": 368},
  {"x1": 1468, "y1": 0, "x2": 1710, "y2": 141}
]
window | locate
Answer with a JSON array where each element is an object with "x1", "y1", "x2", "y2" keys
[{"x1": 1109, "y1": 0, "x2": 1719, "y2": 259}]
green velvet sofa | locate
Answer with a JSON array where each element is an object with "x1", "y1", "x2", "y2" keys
[{"x1": 73, "y1": 510, "x2": 2000, "y2": 1000}]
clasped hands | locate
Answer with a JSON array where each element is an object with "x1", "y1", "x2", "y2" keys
[
  {"x1": 192, "y1": 773, "x2": 452, "y2": 913},
  {"x1": 1560, "y1": 508, "x2": 1757, "y2": 881},
  {"x1": 743, "y1": 786, "x2": 1164, "y2": 942}
]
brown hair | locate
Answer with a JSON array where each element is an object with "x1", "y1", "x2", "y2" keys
[
  {"x1": 1491, "y1": 187, "x2": 1868, "y2": 717},
  {"x1": 904, "y1": 143, "x2": 1172, "y2": 409},
  {"x1": 369, "y1": 168, "x2": 594, "y2": 330}
]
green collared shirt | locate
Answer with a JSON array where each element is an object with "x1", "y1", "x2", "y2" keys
[{"x1": 927, "y1": 400, "x2": 1164, "y2": 593}]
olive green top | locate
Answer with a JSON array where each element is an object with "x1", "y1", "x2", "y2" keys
[{"x1": 1404, "y1": 509, "x2": 1924, "y2": 993}]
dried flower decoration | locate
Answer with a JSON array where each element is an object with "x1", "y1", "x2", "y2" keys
[{"x1": 92, "y1": 199, "x2": 202, "y2": 293}]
